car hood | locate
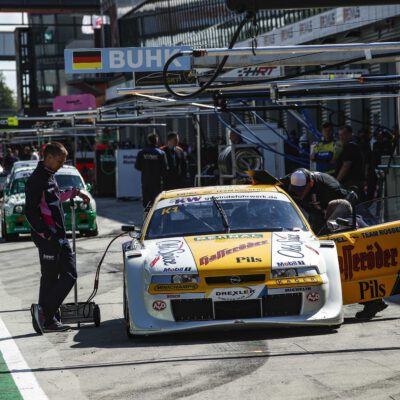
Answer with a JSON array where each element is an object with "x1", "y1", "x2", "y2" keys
[
  {"x1": 144, "y1": 231, "x2": 323, "y2": 276},
  {"x1": 6, "y1": 193, "x2": 26, "y2": 206}
]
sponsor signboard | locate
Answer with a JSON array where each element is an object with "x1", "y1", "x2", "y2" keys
[{"x1": 65, "y1": 46, "x2": 191, "y2": 74}]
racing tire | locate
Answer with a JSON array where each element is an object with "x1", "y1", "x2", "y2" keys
[
  {"x1": 1, "y1": 219, "x2": 18, "y2": 242},
  {"x1": 93, "y1": 304, "x2": 101, "y2": 327},
  {"x1": 125, "y1": 296, "x2": 136, "y2": 339},
  {"x1": 82, "y1": 228, "x2": 99, "y2": 237},
  {"x1": 123, "y1": 276, "x2": 127, "y2": 322}
]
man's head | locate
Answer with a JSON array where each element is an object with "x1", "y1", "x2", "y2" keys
[
  {"x1": 321, "y1": 122, "x2": 333, "y2": 142},
  {"x1": 289, "y1": 168, "x2": 313, "y2": 199},
  {"x1": 6, "y1": 148, "x2": 12, "y2": 155},
  {"x1": 167, "y1": 132, "x2": 179, "y2": 148},
  {"x1": 325, "y1": 199, "x2": 352, "y2": 221},
  {"x1": 147, "y1": 132, "x2": 159, "y2": 146},
  {"x1": 43, "y1": 142, "x2": 68, "y2": 172},
  {"x1": 338, "y1": 125, "x2": 353, "y2": 144}
]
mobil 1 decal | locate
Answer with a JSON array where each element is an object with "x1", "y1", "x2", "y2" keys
[{"x1": 271, "y1": 232, "x2": 313, "y2": 267}]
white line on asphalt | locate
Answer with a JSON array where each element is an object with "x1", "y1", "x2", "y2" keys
[{"x1": 0, "y1": 316, "x2": 48, "y2": 400}]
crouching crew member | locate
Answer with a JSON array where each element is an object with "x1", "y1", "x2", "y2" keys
[{"x1": 26, "y1": 142, "x2": 90, "y2": 334}]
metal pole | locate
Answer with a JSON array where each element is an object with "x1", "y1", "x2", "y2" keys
[{"x1": 193, "y1": 113, "x2": 202, "y2": 187}]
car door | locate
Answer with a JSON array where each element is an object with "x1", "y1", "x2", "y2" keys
[{"x1": 319, "y1": 196, "x2": 400, "y2": 305}]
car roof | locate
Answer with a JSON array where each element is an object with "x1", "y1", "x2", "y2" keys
[
  {"x1": 14, "y1": 168, "x2": 34, "y2": 179},
  {"x1": 158, "y1": 184, "x2": 281, "y2": 200}
]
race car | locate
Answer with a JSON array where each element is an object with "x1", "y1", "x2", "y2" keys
[
  {"x1": 122, "y1": 185, "x2": 344, "y2": 336},
  {"x1": 1, "y1": 164, "x2": 98, "y2": 241}
]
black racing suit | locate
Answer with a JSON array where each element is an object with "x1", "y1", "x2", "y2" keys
[
  {"x1": 281, "y1": 171, "x2": 351, "y2": 233},
  {"x1": 135, "y1": 145, "x2": 168, "y2": 207},
  {"x1": 25, "y1": 161, "x2": 79, "y2": 326}
]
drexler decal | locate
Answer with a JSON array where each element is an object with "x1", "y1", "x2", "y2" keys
[
  {"x1": 199, "y1": 240, "x2": 268, "y2": 266},
  {"x1": 339, "y1": 241, "x2": 398, "y2": 281},
  {"x1": 213, "y1": 287, "x2": 255, "y2": 301}
]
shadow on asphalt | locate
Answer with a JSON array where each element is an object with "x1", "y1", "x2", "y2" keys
[
  {"x1": 0, "y1": 332, "x2": 38, "y2": 342},
  {"x1": 70, "y1": 318, "x2": 337, "y2": 350}
]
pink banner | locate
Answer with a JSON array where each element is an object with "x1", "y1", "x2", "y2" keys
[{"x1": 53, "y1": 94, "x2": 96, "y2": 112}]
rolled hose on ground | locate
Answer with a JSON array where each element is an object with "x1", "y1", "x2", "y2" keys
[{"x1": 218, "y1": 146, "x2": 263, "y2": 177}]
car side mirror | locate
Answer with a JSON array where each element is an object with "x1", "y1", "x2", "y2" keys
[
  {"x1": 85, "y1": 183, "x2": 92, "y2": 192},
  {"x1": 121, "y1": 225, "x2": 138, "y2": 232}
]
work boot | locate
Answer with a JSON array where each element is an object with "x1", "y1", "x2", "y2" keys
[
  {"x1": 31, "y1": 303, "x2": 45, "y2": 335},
  {"x1": 43, "y1": 320, "x2": 71, "y2": 333},
  {"x1": 355, "y1": 299, "x2": 388, "y2": 319}
]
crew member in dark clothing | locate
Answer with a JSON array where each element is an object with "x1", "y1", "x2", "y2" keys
[
  {"x1": 135, "y1": 132, "x2": 168, "y2": 207},
  {"x1": 160, "y1": 132, "x2": 187, "y2": 190},
  {"x1": 2, "y1": 147, "x2": 19, "y2": 173},
  {"x1": 281, "y1": 168, "x2": 353, "y2": 233},
  {"x1": 26, "y1": 142, "x2": 90, "y2": 334},
  {"x1": 335, "y1": 125, "x2": 364, "y2": 191}
]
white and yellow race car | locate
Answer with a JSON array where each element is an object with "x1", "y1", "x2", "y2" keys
[{"x1": 123, "y1": 184, "x2": 346, "y2": 336}]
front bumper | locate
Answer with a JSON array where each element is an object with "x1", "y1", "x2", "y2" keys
[{"x1": 126, "y1": 268, "x2": 344, "y2": 336}]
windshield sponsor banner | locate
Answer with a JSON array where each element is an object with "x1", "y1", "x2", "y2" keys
[
  {"x1": 271, "y1": 232, "x2": 314, "y2": 268},
  {"x1": 206, "y1": 286, "x2": 264, "y2": 301},
  {"x1": 194, "y1": 234, "x2": 264, "y2": 241},
  {"x1": 155, "y1": 192, "x2": 290, "y2": 210}
]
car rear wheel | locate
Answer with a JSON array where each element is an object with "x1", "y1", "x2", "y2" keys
[
  {"x1": 1, "y1": 219, "x2": 18, "y2": 241},
  {"x1": 81, "y1": 228, "x2": 98, "y2": 237}
]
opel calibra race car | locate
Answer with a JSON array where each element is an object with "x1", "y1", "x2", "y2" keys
[
  {"x1": 1, "y1": 164, "x2": 98, "y2": 240},
  {"x1": 123, "y1": 185, "x2": 344, "y2": 336}
]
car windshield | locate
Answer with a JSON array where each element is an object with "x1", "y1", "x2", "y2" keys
[
  {"x1": 356, "y1": 196, "x2": 400, "y2": 226},
  {"x1": 55, "y1": 174, "x2": 84, "y2": 190},
  {"x1": 11, "y1": 178, "x2": 28, "y2": 194},
  {"x1": 146, "y1": 193, "x2": 308, "y2": 239}
]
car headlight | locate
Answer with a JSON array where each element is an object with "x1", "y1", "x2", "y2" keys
[
  {"x1": 171, "y1": 274, "x2": 199, "y2": 284},
  {"x1": 271, "y1": 266, "x2": 319, "y2": 278},
  {"x1": 79, "y1": 202, "x2": 89, "y2": 210},
  {"x1": 14, "y1": 205, "x2": 24, "y2": 214},
  {"x1": 151, "y1": 274, "x2": 200, "y2": 284}
]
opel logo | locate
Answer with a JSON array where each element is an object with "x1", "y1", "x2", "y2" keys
[{"x1": 230, "y1": 276, "x2": 242, "y2": 284}]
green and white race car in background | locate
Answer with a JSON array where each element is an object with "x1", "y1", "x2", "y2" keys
[{"x1": 1, "y1": 164, "x2": 98, "y2": 241}]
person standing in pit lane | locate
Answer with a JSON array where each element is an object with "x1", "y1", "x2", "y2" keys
[
  {"x1": 26, "y1": 142, "x2": 90, "y2": 334},
  {"x1": 135, "y1": 132, "x2": 168, "y2": 208},
  {"x1": 280, "y1": 168, "x2": 355, "y2": 233}
]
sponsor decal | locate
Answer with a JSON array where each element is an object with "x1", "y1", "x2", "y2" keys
[
  {"x1": 150, "y1": 255, "x2": 160, "y2": 267},
  {"x1": 339, "y1": 242, "x2": 398, "y2": 281},
  {"x1": 163, "y1": 267, "x2": 192, "y2": 272},
  {"x1": 284, "y1": 287, "x2": 311, "y2": 293},
  {"x1": 156, "y1": 239, "x2": 185, "y2": 266},
  {"x1": 174, "y1": 196, "x2": 201, "y2": 205},
  {"x1": 161, "y1": 206, "x2": 178, "y2": 215},
  {"x1": 305, "y1": 244, "x2": 319, "y2": 255},
  {"x1": 274, "y1": 276, "x2": 320, "y2": 285},
  {"x1": 332, "y1": 236, "x2": 347, "y2": 243},
  {"x1": 276, "y1": 234, "x2": 304, "y2": 259},
  {"x1": 43, "y1": 254, "x2": 55, "y2": 261},
  {"x1": 199, "y1": 240, "x2": 268, "y2": 266},
  {"x1": 277, "y1": 260, "x2": 305, "y2": 267},
  {"x1": 307, "y1": 292, "x2": 320, "y2": 302},
  {"x1": 154, "y1": 283, "x2": 198, "y2": 291},
  {"x1": 359, "y1": 280, "x2": 386, "y2": 300},
  {"x1": 362, "y1": 226, "x2": 400, "y2": 238},
  {"x1": 234, "y1": 66, "x2": 277, "y2": 78},
  {"x1": 166, "y1": 294, "x2": 181, "y2": 299},
  {"x1": 212, "y1": 287, "x2": 256, "y2": 301},
  {"x1": 152, "y1": 300, "x2": 167, "y2": 311},
  {"x1": 194, "y1": 234, "x2": 263, "y2": 241},
  {"x1": 236, "y1": 257, "x2": 262, "y2": 263}
]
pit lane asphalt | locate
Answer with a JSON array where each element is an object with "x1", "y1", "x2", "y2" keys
[{"x1": 1, "y1": 198, "x2": 400, "y2": 400}]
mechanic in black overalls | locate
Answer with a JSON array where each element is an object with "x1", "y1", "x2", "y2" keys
[
  {"x1": 280, "y1": 168, "x2": 355, "y2": 233},
  {"x1": 26, "y1": 142, "x2": 90, "y2": 334},
  {"x1": 135, "y1": 133, "x2": 168, "y2": 208}
]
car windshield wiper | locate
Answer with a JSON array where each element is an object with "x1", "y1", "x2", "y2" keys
[{"x1": 211, "y1": 196, "x2": 230, "y2": 233}]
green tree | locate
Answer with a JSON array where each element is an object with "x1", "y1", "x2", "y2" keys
[{"x1": 0, "y1": 72, "x2": 15, "y2": 112}]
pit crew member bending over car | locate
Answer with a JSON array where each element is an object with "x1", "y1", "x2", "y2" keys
[
  {"x1": 324, "y1": 199, "x2": 388, "y2": 319},
  {"x1": 280, "y1": 168, "x2": 356, "y2": 233},
  {"x1": 25, "y1": 142, "x2": 90, "y2": 334}
]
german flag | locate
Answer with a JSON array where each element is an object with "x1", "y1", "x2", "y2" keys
[{"x1": 72, "y1": 50, "x2": 102, "y2": 70}]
